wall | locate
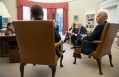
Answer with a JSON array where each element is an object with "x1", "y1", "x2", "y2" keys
[
  {"x1": 68, "y1": 0, "x2": 99, "y2": 28},
  {"x1": 98, "y1": 0, "x2": 119, "y2": 23},
  {"x1": 0, "y1": 0, "x2": 99, "y2": 28}
]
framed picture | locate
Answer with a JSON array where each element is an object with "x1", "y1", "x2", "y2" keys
[
  {"x1": 74, "y1": 15, "x2": 78, "y2": 22},
  {"x1": 2, "y1": 17, "x2": 8, "y2": 24}
]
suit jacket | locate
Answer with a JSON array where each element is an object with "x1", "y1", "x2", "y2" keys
[
  {"x1": 76, "y1": 26, "x2": 87, "y2": 35},
  {"x1": 81, "y1": 21, "x2": 107, "y2": 54},
  {"x1": 34, "y1": 18, "x2": 61, "y2": 43},
  {"x1": 55, "y1": 25, "x2": 59, "y2": 32},
  {"x1": 72, "y1": 28, "x2": 77, "y2": 33},
  {"x1": 76, "y1": 26, "x2": 87, "y2": 39},
  {"x1": 69, "y1": 28, "x2": 72, "y2": 31},
  {"x1": 70, "y1": 28, "x2": 78, "y2": 44}
]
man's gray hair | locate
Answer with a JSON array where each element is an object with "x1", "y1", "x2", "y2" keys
[{"x1": 98, "y1": 10, "x2": 108, "y2": 20}]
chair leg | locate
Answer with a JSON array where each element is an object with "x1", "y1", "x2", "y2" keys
[
  {"x1": 88, "y1": 56, "x2": 91, "y2": 58},
  {"x1": 95, "y1": 58, "x2": 103, "y2": 75},
  {"x1": 49, "y1": 65, "x2": 57, "y2": 77},
  {"x1": 108, "y1": 53, "x2": 114, "y2": 67},
  {"x1": 73, "y1": 52, "x2": 77, "y2": 64},
  {"x1": 60, "y1": 54, "x2": 63, "y2": 67},
  {"x1": 0, "y1": 41, "x2": 3, "y2": 58},
  {"x1": 20, "y1": 63, "x2": 27, "y2": 77}
]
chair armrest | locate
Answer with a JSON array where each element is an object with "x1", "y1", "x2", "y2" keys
[
  {"x1": 84, "y1": 40, "x2": 102, "y2": 44},
  {"x1": 116, "y1": 35, "x2": 119, "y2": 38},
  {"x1": 55, "y1": 41, "x2": 63, "y2": 48}
]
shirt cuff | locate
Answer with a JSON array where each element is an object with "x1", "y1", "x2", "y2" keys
[{"x1": 75, "y1": 34, "x2": 77, "y2": 36}]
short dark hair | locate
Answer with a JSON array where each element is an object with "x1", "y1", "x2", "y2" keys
[
  {"x1": 31, "y1": 5, "x2": 43, "y2": 17},
  {"x1": 7, "y1": 22, "x2": 12, "y2": 29},
  {"x1": 72, "y1": 23, "x2": 76, "y2": 28},
  {"x1": 7, "y1": 22, "x2": 12, "y2": 26}
]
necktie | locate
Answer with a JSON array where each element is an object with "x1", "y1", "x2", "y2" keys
[{"x1": 78, "y1": 29, "x2": 80, "y2": 34}]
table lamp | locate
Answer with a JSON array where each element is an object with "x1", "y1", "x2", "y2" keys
[{"x1": 0, "y1": 1, "x2": 10, "y2": 29}]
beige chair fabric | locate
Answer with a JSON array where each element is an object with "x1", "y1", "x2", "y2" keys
[{"x1": 13, "y1": 20, "x2": 63, "y2": 77}]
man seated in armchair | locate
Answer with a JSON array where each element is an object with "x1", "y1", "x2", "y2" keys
[
  {"x1": 70, "y1": 22, "x2": 87, "y2": 58},
  {"x1": 63, "y1": 23, "x2": 76, "y2": 43},
  {"x1": 74, "y1": 10, "x2": 108, "y2": 55},
  {"x1": 31, "y1": 5, "x2": 62, "y2": 57}
]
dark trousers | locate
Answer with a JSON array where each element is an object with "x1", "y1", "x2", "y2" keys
[
  {"x1": 76, "y1": 35, "x2": 83, "y2": 46},
  {"x1": 64, "y1": 32, "x2": 69, "y2": 40},
  {"x1": 71, "y1": 36, "x2": 77, "y2": 46},
  {"x1": 55, "y1": 46, "x2": 61, "y2": 57},
  {"x1": 8, "y1": 41, "x2": 18, "y2": 49}
]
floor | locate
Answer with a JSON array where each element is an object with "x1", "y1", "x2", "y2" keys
[{"x1": 0, "y1": 41, "x2": 119, "y2": 77}]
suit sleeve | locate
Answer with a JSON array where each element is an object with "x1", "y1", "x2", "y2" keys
[
  {"x1": 75, "y1": 28, "x2": 79, "y2": 34},
  {"x1": 55, "y1": 31, "x2": 61, "y2": 42},
  {"x1": 72, "y1": 28, "x2": 77, "y2": 33},
  {"x1": 81, "y1": 27, "x2": 87, "y2": 34},
  {"x1": 56, "y1": 25, "x2": 59, "y2": 32},
  {"x1": 83, "y1": 24, "x2": 105, "y2": 41}
]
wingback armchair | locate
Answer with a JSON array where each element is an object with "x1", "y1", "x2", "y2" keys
[
  {"x1": 13, "y1": 20, "x2": 63, "y2": 77},
  {"x1": 73, "y1": 23, "x2": 119, "y2": 75}
]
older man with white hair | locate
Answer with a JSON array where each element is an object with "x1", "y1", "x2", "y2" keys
[{"x1": 75, "y1": 10, "x2": 108, "y2": 55}]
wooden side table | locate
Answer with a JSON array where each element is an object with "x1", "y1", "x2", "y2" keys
[{"x1": 9, "y1": 49, "x2": 20, "y2": 63}]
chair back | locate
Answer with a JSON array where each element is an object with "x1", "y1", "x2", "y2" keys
[
  {"x1": 13, "y1": 20, "x2": 56, "y2": 65},
  {"x1": 94, "y1": 23, "x2": 119, "y2": 57}
]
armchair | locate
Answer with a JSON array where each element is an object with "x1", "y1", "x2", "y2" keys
[
  {"x1": 73, "y1": 23, "x2": 119, "y2": 75},
  {"x1": 13, "y1": 20, "x2": 63, "y2": 77}
]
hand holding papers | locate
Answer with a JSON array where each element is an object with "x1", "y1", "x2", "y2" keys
[{"x1": 65, "y1": 31, "x2": 72, "y2": 33}]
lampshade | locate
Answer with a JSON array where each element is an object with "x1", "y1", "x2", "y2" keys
[
  {"x1": 0, "y1": 1, "x2": 10, "y2": 17},
  {"x1": 29, "y1": 0, "x2": 76, "y2": 3}
]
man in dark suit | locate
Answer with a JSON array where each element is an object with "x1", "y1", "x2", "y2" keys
[
  {"x1": 31, "y1": 5, "x2": 61, "y2": 57},
  {"x1": 75, "y1": 10, "x2": 108, "y2": 55},
  {"x1": 70, "y1": 22, "x2": 87, "y2": 49},
  {"x1": 63, "y1": 23, "x2": 76, "y2": 43},
  {"x1": 55, "y1": 24, "x2": 59, "y2": 32}
]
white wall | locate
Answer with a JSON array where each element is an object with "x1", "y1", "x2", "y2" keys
[
  {"x1": 108, "y1": 7, "x2": 117, "y2": 23},
  {"x1": 68, "y1": 0, "x2": 99, "y2": 28},
  {"x1": 98, "y1": 0, "x2": 119, "y2": 23}
]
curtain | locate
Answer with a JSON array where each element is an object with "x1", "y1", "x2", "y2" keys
[
  {"x1": 52, "y1": 8, "x2": 56, "y2": 20},
  {"x1": 17, "y1": 6, "x2": 23, "y2": 20},
  {"x1": 17, "y1": 0, "x2": 68, "y2": 34},
  {"x1": 63, "y1": 8, "x2": 68, "y2": 35},
  {"x1": 47, "y1": 8, "x2": 53, "y2": 20}
]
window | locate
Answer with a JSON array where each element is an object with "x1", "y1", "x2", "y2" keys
[
  {"x1": 56, "y1": 8, "x2": 63, "y2": 32},
  {"x1": 23, "y1": 6, "x2": 31, "y2": 20},
  {"x1": 43, "y1": 8, "x2": 47, "y2": 20}
]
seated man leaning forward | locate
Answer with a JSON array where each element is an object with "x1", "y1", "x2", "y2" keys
[
  {"x1": 75, "y1": 10, "x2": 108, "y2": 55},
  {"x1": 31, "y1": 5, "x2": 61, "y2": 57},
  {"x1": 70, "y1": 22, "x2": 87, "y2": 49}
]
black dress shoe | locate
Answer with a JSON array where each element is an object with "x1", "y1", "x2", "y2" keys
[
  {"x1": 62, "y1": 50, "x2": 65, "y2": 53},
  {"x1": 73, "y1": 53, "x2": 81, "y2": 58},
  {"x1": 77, "y1": 53, "x2": 81, "y2": 58},
  {"x1": 63, "y1": 41, "x2": 66, "y2": 43},
  {"x1": 73, "y1": 46, "x2": 80, "y2": 48},
  {"x1": 63, "y1": 40, "x2": 66, "y2": 43},
  {"x1": 71, "y1": 47, "x2": 74, "y2": 49}
]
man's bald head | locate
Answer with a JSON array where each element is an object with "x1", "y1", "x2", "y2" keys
[{"x1": 76, "y1": 22, "x2": 82, "y2": 28}]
